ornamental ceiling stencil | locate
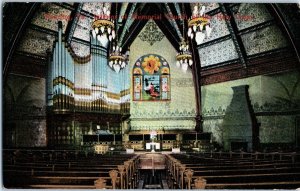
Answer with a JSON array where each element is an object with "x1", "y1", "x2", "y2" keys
[{"x1": 138, "y1": 20, "x2": 165, "y2": 46}]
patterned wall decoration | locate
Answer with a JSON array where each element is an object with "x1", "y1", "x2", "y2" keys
[
  {"x1": 172, "y1": 78, "x2": 194, "y2": 87},
  {"x1": 17, "y1": 28, "x2": 55, "y2": 57},
  {"x1": 73, "y1": 15, "x2": 92, "y2": 41},
  {"x1": 131, "y1": 101, "x2": 196, "y2": 118},
  {"x1": 131, "y1": 119, "x2": 196, "y2": 131},
  {"x1": 31, "y1": 3, "x2": 71, "y2": 33},
  {"x1": 203, "y1": 106, "x2": 226, "y2": 117},
  {"x1": 133, "y1": 54, "x2": 170, "y2": 101},
  {"x1": 232, "y1": 3, "x2": 273, "y2": 31},
  {"x1": 138, "y1": 20, "x2": 165, "y2": 46},
  {"x1": 241, "y1": 25, "x2": 288, "y2": 55},
  {"x1": 198, "y1": 39, "x2": 239, "y2": 67},
  {"x1": 70, "y1": 41, "x2": 90, "y2": 57},
  {"x1": 202, "y1": 12, "x2": 230, "y2": 44}
]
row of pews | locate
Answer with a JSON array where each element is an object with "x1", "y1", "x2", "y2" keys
[
  {"x1": 165, "y1": 151, "x2": 300, "y2": 189},
  {"x1": 3, "y1": 149, "x2": 139, "y2": 189}
]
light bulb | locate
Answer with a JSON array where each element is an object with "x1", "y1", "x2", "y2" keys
[
  {"x1": 92, "y1": 30, "x2": 96, "y2": 38},
  {"x1": 95, "y1": 27, "x2": 99, "y2": 34},
  {"x1": 188, "y1": 28, "x2": 192, "y2": 37},
  {"x1": 113, "y1": 64, "x2": 120, "y2": 73},
  {"x1": 112, "y1": 30, "x2": 115, "y2": 39},
  {"x1": 182, "y1": 63, "x2": 188, "y2": 72},
  {"x1": 195, "y1": 31, "x2": 205, "y2": 45},
  {"x1": 108, "y1": 27, "x2": 111, "y2": 34},
  {"x1": 100, "y1": 26, "x2": 105, "y2": 33},
  {"x1": 109, "y1": 61, "x2": 113, "y2": 68},
  {"x1": 189, "y1": 59, "x2": 193, "y2": 66},
  {"x1": 121, "y1": 62, "x2": 126, "y2": 68},
  {"x1": 206, "y1": 25, "x2": 212, "y2": 37},
  {"x1": 176, "y1": 61, "x2": 180, "y2": 68},
  {"x1": 200, "y1": 24, "x2": 204, "y2": 31},
  {"x1": 193, "y1": 25, "x2": 197, "y2": 32}
]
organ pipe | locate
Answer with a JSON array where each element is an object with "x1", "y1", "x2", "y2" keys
[{"x1": 49, "y1": 20, "x2": 130, "y2": 114}]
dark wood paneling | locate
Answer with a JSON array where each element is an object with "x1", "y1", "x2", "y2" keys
[
  {"x1": 10, "y1": 52, "x2": 47, "y2": 78},
  {"x1": 201, "y1": 49, "x2": 300, "y2": 85}
]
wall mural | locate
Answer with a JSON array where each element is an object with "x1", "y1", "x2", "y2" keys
[{"x1": 133, "y1": 54, "x2": 170, "y2": 101}]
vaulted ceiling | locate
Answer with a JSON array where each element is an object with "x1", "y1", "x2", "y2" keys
[{"x1": 3, "y1": 2, "x2": 300, "y2": 81}]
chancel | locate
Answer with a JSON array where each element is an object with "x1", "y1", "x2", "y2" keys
[{"x1": 2, "y1": 2, "x2": 300, "y2": 189}]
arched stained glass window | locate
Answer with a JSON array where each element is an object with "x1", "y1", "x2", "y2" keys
[{"x1": 133, "y1": 54, "x2": 170, "y2": 101}]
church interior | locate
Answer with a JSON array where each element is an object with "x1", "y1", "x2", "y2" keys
[{"x1": 2, "y1": 2, "x2": 300, "y2": 189}]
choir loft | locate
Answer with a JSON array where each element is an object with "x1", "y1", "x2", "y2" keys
[{"x1": 2, "y1": 2, "x2": 300, "y2": 189}]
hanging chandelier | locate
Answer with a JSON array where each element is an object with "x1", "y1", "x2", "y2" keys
[
  {"x1": 176, "y1": 4, "x2": 193, "y2": 72},
  {"x1": 91, "y1": 3, "x2": 115, "y2": 45},
  {"x1": 176, "y1": 39, "x2": 193, "y2": 72},
  {"x1": 108, "y1": 4, "x2": 128, "y2": 73},
  {"x1": 109, "y1": 44, "x2": 128, "y2": 73},
  {"x1": 187, "y1": 4, "x2": 212, "y2": 45}
]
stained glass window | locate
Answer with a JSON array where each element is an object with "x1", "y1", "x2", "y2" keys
[{"x1": 133, "y1": 54, "x2": 170, "y2": 101}]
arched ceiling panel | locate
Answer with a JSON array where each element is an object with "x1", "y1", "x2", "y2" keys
[
  {"x1": 241, "y1": 24, "x2": 289, "y2": 56},
  {"x1": 17, "y1": 28, "x2": 55, "y2": 57},
  {"x1": 82, "y1": 2, "x2": 111, "y2": 15},
  {"x1": 73, "y1": 14, "x2": 92, "y2": 41},
  {"x1": 198, "y1": 39, "x2": 239, "y2": 67},
  {"x1": 70, "y1": 41, "x2": 90, "y2": 57},
  {"x1": 232, "y1": 3, "x2": 273, "y2": 31},
  {"x1": 31, "y1": 3, "x2": 71, "y2": 33},
  {"x1": 202, "y1": 12, "x2": 231, "y2": 44}
]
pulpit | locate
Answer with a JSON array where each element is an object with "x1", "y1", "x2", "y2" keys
[{"x1": 146, "y1": 142, "x2": 160, "y2": 151}]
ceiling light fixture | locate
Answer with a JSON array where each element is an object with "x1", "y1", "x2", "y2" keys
[
  {"x1": 176, "y1": 3, "x2": 193, "y2": 72},
  {"x1": 108, "y1": 3, "x2": 128, "y2": 73},
  {"x1": 91, "y1": 3, "x2": 115, "y2": 46},
  {"x1": 188, "y1": 4, "x2": 212, "y2": 45}
]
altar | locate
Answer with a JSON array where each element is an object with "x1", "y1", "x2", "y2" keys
[{"x1": 146, "y1": 142, "x2": 160, "y2": 150}]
